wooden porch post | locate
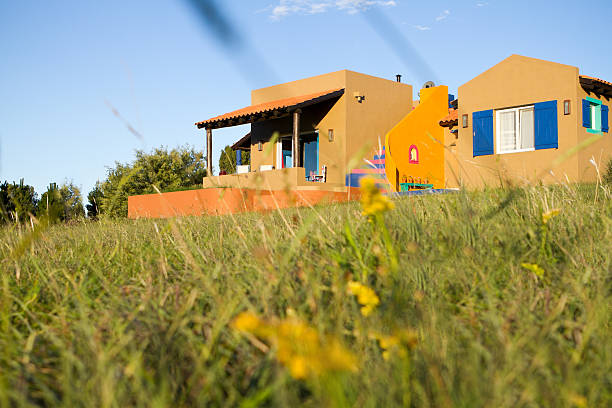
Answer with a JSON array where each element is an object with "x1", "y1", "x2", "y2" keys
[
  {"x1": 206, "y1": 127, "x2": 213, "y2": 177},
  {"x1": 292, "y1": 109, "x2": 301, "y2": 168}
]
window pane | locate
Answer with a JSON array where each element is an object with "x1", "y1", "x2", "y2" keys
[
  {"x1": 592, "y1": 104, "x2": 601, "y2": 131},
  {"x1": 519, "y1": 108, "x2": 534, "y2": 149},
  {"x1": 499, "y1": 111, "x2": 516, "y2": 152}
]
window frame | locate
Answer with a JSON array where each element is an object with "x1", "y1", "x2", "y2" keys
[
  {"x1": 495, "y1": 105, "x2": 535, "y2": 154},
  {"x1": 586, "y1": 97, "x2": 603, "y2": 134}
]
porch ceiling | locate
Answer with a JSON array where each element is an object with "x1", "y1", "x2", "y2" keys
[{"x1": 195, "y1": 89, "x2": 344, "y2": 129}]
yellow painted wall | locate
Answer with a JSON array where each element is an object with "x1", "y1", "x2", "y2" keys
[{"x1": 385, "y1": 85, "x2": 449, "y2": 191}]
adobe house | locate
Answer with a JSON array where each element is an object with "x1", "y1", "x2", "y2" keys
[
  {"x1": 195, "y1": 70, "x2": 413, "y2": 192},
  {"x1": 440, "y1": 55, "x2": 611, "y2": 188}
]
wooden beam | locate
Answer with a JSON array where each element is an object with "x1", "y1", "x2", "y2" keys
[
  {"x1": 292, "y1": 109, "x2": 301, "y2": 168},
  {"x1": 206, "y1": 128, "x2": 213, "y2": 177}
]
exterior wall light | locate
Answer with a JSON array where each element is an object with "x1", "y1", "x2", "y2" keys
[
  {"x1": 328, "y1": 129, "x2": 334, "y2": 142},
  {"x1": 258, "y1": 140, "x2": 263, "y2": 151},
  {"x1": 462, "y1": 114, "x2": 468, "y2": 128},
  {"x1": 564, "y1": 100, "x2": 571, "y2": 115}
]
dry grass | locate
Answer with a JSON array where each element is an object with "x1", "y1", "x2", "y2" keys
[{"x1": 0, "y1": 183, "x2": 610, "y2": 407}]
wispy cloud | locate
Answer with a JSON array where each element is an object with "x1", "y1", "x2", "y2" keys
[
  {"x1": 269, "y1": 0, "x2": 397, "y2": 20},
  {"x1": 413, "y1": 8, "x2": 450, "y2": 31},
  {"x1": 476, "y1": 2, "x2": 488, "y2": 6},
  {"x1": 435, "y1": 9, "x2": 450, "y2": 21}
]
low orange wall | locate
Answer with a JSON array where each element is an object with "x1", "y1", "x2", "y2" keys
[{"x1": 128, "y1": 188, "x2": 361, "y2": 219}]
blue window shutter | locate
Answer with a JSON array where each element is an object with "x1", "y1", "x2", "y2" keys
[
  {"x1": 534, "y1": 100, "x2": 558, "y2": 150},
  {"x1": 472, "y1": 109, "x2": 494, "y2": 156},
  {"x1": 602, "y1": 105, "x2": 609, "y2": 133},
  {"x1": 582, "y1": 99, "x2": 591, "y2": 128}
]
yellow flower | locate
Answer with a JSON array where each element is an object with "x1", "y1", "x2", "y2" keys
[
  {"x1": 348, "y1": 281, "x2": 380, "y2": 316},
  {"x1": 360, "y1": 177, "x2": 394, "y2": 217},
  {"x1": 231, "y1": 313, "x2": 357, "y2": 380},
  {"x1": 542, "y1": 208, "x2": 560, "y2": 224},
  {"x1": 521, "y1": 263, "x2": 545, "y2": 278},
  {"x1": 369, "y1": 329, "x2": 417, "y2": 360},
  {"x1": 232, "y1": 312, "x2": 262, "y2": 332}
]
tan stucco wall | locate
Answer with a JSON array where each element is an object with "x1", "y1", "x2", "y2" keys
[
  {"x1": 454, "y1": 55, "x2": 581, "y2": 188},
  {"x1": 249, "y1": 70, "x2": 347, "y2": 185},
  {"x1": 345, "y1": 71, "x2": 413, "y2": 176},
  {"x1": 576, "y1": 87, "x2": 612, "y2": 182},
  {"x1": 202, "y1": 166, "x2": 344, "y2": 191},
  {"x1": 443, "y1": 124, "x2": 460, "y2": 188},
  {"x1": 247, "y1": 70, "x2": 412, "y2": 187}
]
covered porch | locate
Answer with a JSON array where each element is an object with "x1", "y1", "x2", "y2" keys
[{"x1": 195, "y1": 89, "x2": 344, "y2": 185}]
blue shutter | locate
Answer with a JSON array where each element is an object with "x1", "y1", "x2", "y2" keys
[
  {"x1": 534, "y1": 100, "x2": 558, "y2": 150},
  {"x1": 582, "y1": 99, "x2": 591, "y2": 128},
  {"x1": 602, "y1": 105, "x2": 609, "y2": 133},
  {"x1": 472, "y1": 110, "x2": 494, "y2": 156}
]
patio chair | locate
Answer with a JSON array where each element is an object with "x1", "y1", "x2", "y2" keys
[{"x1": 311, "y1": 165, "x2": 327, "y2": 182}]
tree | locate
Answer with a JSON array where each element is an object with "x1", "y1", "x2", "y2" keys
[
  {"x1": 0, "y1": 179, "x2": 38, "y2": 223},
  {"x1": 96, "y1": 145, "x2": 207, "y2": 218},
  {"x1": 86, "y1": 182, "x2": 103, "y2": 219},
  {"x1": 219, "y1": 145, "x2": 249, "y2": 175},
  {"x1": 38, "y1": 182, "x2": 85, "y2": 223}
]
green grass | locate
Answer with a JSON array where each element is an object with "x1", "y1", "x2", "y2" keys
[{"x1": 1, "y1": 184, "x2": 611, "y2": 407}]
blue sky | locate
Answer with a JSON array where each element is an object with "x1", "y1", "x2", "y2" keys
[{"x1": 2, "y1": 0, "x2": 612, "y2": 198}]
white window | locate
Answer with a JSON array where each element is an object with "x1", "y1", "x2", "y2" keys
[
  {"x1": 496, "y1": 105, "x2": 535, "y2": 154},
  {"x1": 589, "y1": 102, "x2": 602, "y2": 132}
]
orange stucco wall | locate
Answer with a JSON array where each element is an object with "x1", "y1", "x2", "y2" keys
[
  {"x1": 128, "y1": 187, "x2": 361, "y2": 219},
  {"x1": 385, "y1": 85, "x2": 449, "y2": 191}
]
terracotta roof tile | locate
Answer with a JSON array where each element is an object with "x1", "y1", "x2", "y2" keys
[
  {"x1": 196, "y1": 89, "x2": 344, "y2": 128},
  {"x1": 580, "y1": 75, "x2": 612, "y2": 87},
  {"x1": 439, "y1": 108, "x2": 458, "y2": 127}
]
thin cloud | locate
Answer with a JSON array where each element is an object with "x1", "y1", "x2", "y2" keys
[
  {"x1": 413, "y1": 25, "x2": 431, "y2": 31},
  {"x1": 435, "y1": 9, "x2": 450, "y2": 21},
  {"x1": 269, "y1": 0, "x2": 396, "y2": 20},
  {"x1": 476, "y1": 2, "x2": 488, "y2": 6}
]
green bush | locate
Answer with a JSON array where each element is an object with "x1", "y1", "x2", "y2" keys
[
  {"x1": 95, "y1": 145, "x2": 207, "y2": 218},
  {"x1": 603, "y1": 158, "x2": 612, "y2": 184}
]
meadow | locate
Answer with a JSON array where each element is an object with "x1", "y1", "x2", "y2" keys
[{"x1": 0, "y1": 183, "x2": 610, "y2": 407}]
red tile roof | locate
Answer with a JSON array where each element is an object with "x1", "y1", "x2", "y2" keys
[
  {"x1": 195, "y1": 89, "x2": 344, "y2": 129},
  {"x1": 580, "y1": 75, "x2": 612, "y2": 87},
  {"x1": 439, "y1": 108, "x2": 458, "y2": 127}
]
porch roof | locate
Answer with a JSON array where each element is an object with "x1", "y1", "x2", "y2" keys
[
  {"x1": 579, "y1": 76, "x2": 612, "y2": 98},
  {"x1": 231, "y1": 132, "x2": 251, "y2": 151},
  {"x1": 195, "y1": 88, "x2": 344, "y2": 129},
  {"x1": 439, "y1": 108, "x2": 458, "y2": 128}
]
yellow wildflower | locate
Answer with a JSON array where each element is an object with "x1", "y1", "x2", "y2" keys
[
  {"x1": 348, "y1": 281, "x2": 380, "y2": 317},
  {"x1": 521, "y1": 263, "x2": 545, "y2": 278},
  {"x1": 231, "y1": 313, "x2": 357, "y2": 380},
  {"x1": 232, "y1": 312, "x2": 263, "y2": 333},
  {"x1": 542, "y1": 208, "x2": 560, "y2": 224},
  {"x1": 369, "y1": 329, "x2": 418, "y2": 360},
  {"x1": 567, "y1": 392, "x2": 587, "y2": 408},
  {"x1": 360, "y1": 177, "x2": 394, "y2": 217}
]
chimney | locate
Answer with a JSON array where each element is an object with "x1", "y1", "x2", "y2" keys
[{"x1": 396, "y1": 74, "x2": 402, "y2": 83}]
